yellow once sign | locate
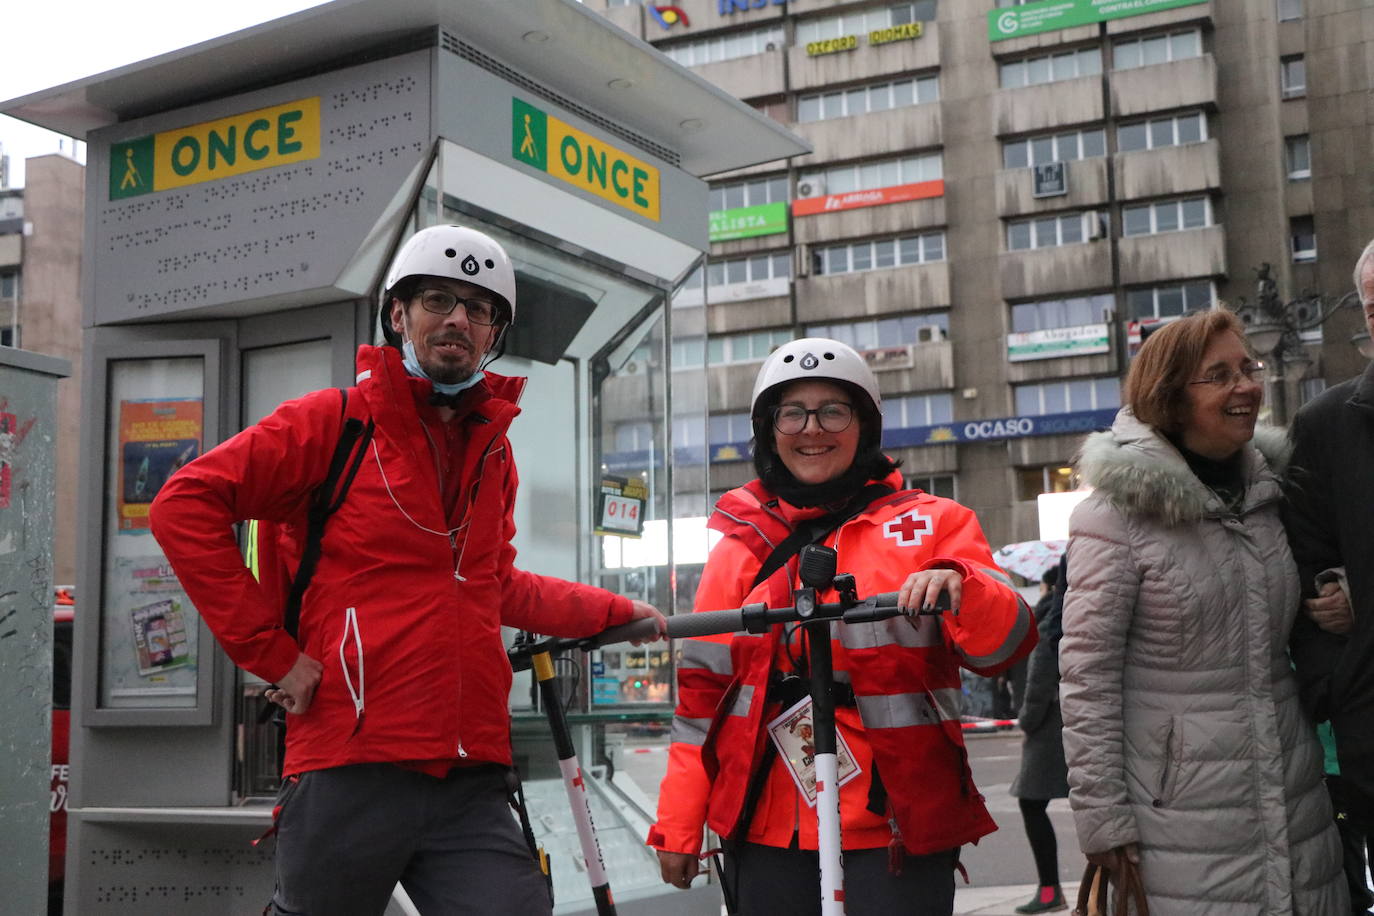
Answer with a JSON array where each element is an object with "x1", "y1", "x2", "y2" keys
[
  {"x1": 154, "y1": 98, "x2": 321, "y2": 191},
  {"x1": 547, "y1": 117, "x2": 660, "y2": 221}
]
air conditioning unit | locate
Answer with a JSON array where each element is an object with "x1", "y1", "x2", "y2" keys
[
  {"x1": 796, "y1": 177, "x2": 826, "y2": 199},
  {"x1": 795, "y1": 244, "x2": 810, "y2": 277},
  {"x1": 915, "y1": 325, "x2": 946, "y2": 344}
]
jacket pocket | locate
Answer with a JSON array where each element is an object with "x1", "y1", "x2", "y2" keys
[
  {"x1": 1151, "y1": 716, "x2": 1182, "y2": 808},
  {"x1": 337, "y1": 607, "x2": 365, "y2": 736}
]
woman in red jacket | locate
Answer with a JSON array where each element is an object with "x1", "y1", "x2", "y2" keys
[{"x1": 648, "y1": 338, "x2": 1036, "y2": 915}]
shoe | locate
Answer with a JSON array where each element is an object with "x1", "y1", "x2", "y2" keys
[{"x1": 1014, "y1": 886, "x2": 1067, "y2": 914}]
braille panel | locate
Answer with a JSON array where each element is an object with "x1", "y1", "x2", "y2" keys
[{"x1": 90, "y1": 52, "x2": 432, "y2": 324}]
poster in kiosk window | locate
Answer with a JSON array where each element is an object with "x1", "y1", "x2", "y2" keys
[{"x1": 595, "y1": 474, "x2": 646, "y2": 538}]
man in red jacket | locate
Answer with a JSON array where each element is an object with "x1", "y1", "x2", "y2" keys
[{"x1": 150, "y1": 225, "x2": 663, "y2": 916}]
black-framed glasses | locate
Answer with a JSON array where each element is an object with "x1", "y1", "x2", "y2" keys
[
  {"x1": 1188, "y1": 362, "x2": 1265, "y2": 389},
  {"x1": 772, "y1": 403, "x2": 854, "y2": 435},
  {"x1": 416, "y1": 288, "x2": 499, "y2": 326}
]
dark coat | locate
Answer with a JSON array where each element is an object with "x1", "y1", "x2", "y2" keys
[
  {"x1": 1011, "y1": 558, "x2": 1069, "y2": 801},
  {"x1": 1285, "y1": 361, "x2": 1374, "y2": 817}
]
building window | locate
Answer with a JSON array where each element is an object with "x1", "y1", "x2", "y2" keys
[
  {"x1": 1113, "y1": 29, "x2": 1202, "y2": 70},
  {"x1": 796, "y1": 2, "x2": 936, "y2": 45},
  {"x1": 813, "y1": 231, "x2": 946, "y2": 275},
  {"x1": 999, "y1": 47, "x2": 1102, "y2": 89},
  {"x1": 614, "y1": 421, "x2": 654, "y2": 452},
  {"x1": 750, "y1": 99, "x2": 790, "y2": 124},
  {"x1": 1281, "y1": 55, "x2": 1306, "y2": 98},
  {"x1": 1016, "y1": 465, "x2": 1077, "y2": 501},
  {"x1": 0, "y1": 327, "x2": 16, "y2": 348},
  {"x1": 1010, "y1": 294, "x2": 1114, "y2": 333},
  {"x1": 1277, "y1": 0, "x2": 1302, "y2": 21},
  {"x1": 1006, "y1": 212, "x2": 1104, "y2": 251},
  {"x1": 1291, "y1": 216, "x2": 1317, "y2": 262},
  {"x1": 1125, "y1": 280, "x2": 1215, "y2": 319},
  {"x1": 883, "y1": 392, "x2": 954, "y2": 428},
  {"x1": 693, "y1": 251, "x2": 792, "y2": 292},
  {"x1": 797, "y1": 74, "x2": 939, "y2": 123},
  {"x1": 800, "y1": 151, "x2": 942, "y2": 198},
  {"x1": 708, "y1": 411, "x2": 754, "y2": 446},
  {"x1": 1121, "y1": 196, "x2": 1211, "y2": 237},
  {"x1": 1014, "y1": 377, "x2": 1121, "y2": 416},
  {"x1": 0, "y1": 271, "x2": 16, "y2": 300},
  {"x1": 673, "y1": 415, "x2": 708, "y2": 449},
  {"x1": 1285, "y1": 135, "x2": 1311, "y2": 180},
  {"x1": 705, "y1": 328, "x2": 793, "y2": 366},
  {"x1": 1117, "y1": 111, "x2": 1206, "y2": 153},
  {"x1": 661, "y1": 25, "x2": 784, "y2": 67},
  {"x1": 905, "y1": 473, "x2": 956, "y2": 499},
  {"x1": 807, "y1": 313, "x2": 950, "y2": 349},
  {"x1": 1002, "y1": 126, "x2": 1106, "y2": 169},
  {"x1": 709, "y1": 175, "x2": 790, "y2": 212}
]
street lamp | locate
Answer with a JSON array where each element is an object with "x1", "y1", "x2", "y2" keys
[{"x1": 1233, "y1": 262, "x2": 1360, "y2": 425}]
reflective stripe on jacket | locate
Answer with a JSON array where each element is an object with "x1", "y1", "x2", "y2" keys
[
  {"x1": 648, "y1": 474, "x2": 1035, "y2": 856},
  {"x1": 151, "y1": 344, "x2": 633, "y2": 775}
]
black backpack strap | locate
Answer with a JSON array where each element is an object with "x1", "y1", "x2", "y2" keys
[
  {"x1": 282, "y1": 388, "x2": 375, "y2": 640},
  {"x1": 749, "y1": 483, "x2": 895, "y2": 590}
]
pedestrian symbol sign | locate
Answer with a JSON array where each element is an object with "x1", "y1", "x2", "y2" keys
[
  {"x1": 111, "y1": 138, "x2": 155, "y2": 199},
  {"x1": 510, "y1": 97, "x2": 660, "y2": 222}
]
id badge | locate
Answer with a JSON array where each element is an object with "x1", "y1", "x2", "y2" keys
[{"x1": 766, "y1": 696, "x2": 861, "y2": 807}]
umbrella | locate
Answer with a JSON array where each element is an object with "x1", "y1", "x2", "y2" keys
[{"x1": 993, "y1": 539, "x2": 1067, "y2": 580}]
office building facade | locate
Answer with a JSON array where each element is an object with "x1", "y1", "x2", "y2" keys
[{"x1": 592, "y1": 0, "x2": 1374, "y2": 549}]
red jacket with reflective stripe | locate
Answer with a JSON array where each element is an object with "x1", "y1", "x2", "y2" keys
[
  {"x1": 151, "y1": 345, "x2": 633, "y2": 775},
  {"x1": 648, "y1": 475, "x2": 1035, "y2": 855}
]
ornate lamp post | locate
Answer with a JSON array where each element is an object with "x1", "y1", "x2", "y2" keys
[{"x1": 1233, "y1": 263, "x2": 1360, "y2": 426}]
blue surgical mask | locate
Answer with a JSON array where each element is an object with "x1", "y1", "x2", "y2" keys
[{"x1": 401, "y1": 339, "x2": 485, "y2": 395}]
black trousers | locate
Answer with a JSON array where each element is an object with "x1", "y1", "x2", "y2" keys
[
  {"x1": 267, "y1": 763, "x2": 551, "y2": 916},
  {"x1": 721, "y1": 841, "x2": 958, "y2": 916}
]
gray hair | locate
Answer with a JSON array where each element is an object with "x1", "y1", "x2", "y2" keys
[{"x1": 1355, "y1": 237, "x2": 1374, "y2": 303}]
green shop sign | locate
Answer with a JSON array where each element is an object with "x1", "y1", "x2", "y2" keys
[
  {"x1": 708, "y1": 201, "x2": 788, "y2": 242},
  {"x1": 989, "y1": 0, "x2": 1208, "y2": 42}
]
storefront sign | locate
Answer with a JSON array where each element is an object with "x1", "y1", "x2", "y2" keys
[
  {"x1": 719, "y1": 0, "x2": 784, "y2": 14},
  {"x1": 884, "y1": 407, "x2": 1119, "y2": 447},
  {"x1": 792, "y1": 179, "x2": 944, "y2": 217},
  {"x1": 709, "y1": 201, "x2": 788, "y2": 242},
  {"x1": 594, "y1": 474, "x2": 647, "y2": 537},
  {"x1": 989, "y1": 0, "x2": 1209, "y2": 42},
  {"x1": 512, "y1": 97, "x2": 661, "y2": 222},
  {"x1": 649, "y1": 5, "x2": 690, "y2": 29},
  {"x1": 1033, "y1": 161, "x2": 1067, "y2": 198},
  {"x1": 110, "y1": 97, "x2": 320, "y2": 200},
  {"x1": 869, "y1": 22, "x2": 923, "y2": 46},
  {"x1": 806, "y1": 35, "x2": 858, "y2": 56},
  {"x1": 1007, "y1": 323, "x2": 1110, "y2": 362}
]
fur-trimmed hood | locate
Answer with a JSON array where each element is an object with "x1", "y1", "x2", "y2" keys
[{"x1": 1076, "y1": 408, "x2": 1291, "y2": 526}]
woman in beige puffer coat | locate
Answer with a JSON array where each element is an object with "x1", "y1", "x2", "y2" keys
[{"x1": 1061, "y1": 310, "x2": 1346, "y2": 914}]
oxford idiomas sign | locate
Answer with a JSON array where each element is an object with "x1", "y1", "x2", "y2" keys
[{"x1": 988, "y1": 0, "x2": 1208, "y2": 42}]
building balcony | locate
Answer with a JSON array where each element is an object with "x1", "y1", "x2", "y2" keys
[
  {"x1": 993, "y1": 75, "x2": 1103, "y2": 138},
  {"x1": 999, "y1": 240, "x2": 1112, "y2": 301},
  {"x1": 1104, "y1": 1, "x2": 1212, "y2": 35},
  {"x1": 1110, "y1": 54, "x2": 1217, "y2": 119},
  {"x1": 792, "y1": 194, "x2": 945, "y2": 246},
  {"x1": 690, "y1": 48, "x2": 786, "y2": 101},
  {"x1": 997, "y1": 156, "x2": 1109, "y2": 218},
  {"x1": 1118, "y1": 224, "x2": 1226, "y2": 286},
  {"x1": 867, "y1": 338, "x2": 955, "y2": 393},
  {"x1": 796, "y1": 261, "x2": 951, "y2": 323},
  {"x1": 792, "y1": 103, "x2": 941, "y2": 168},
  {"x1": 706, "y1": 295, "x2": 793, "y2": 334},
  {"x1": 0, "y1": 233, "x2": 20, "y2": 269},
  {"x1": 1114, "y1": 139, "x2": 1220, "y2": 201},
  {"x1": 789, "y1": 21, "x2": 940, "y2": 93}
]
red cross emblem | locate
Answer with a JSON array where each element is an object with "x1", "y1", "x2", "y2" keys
[{"x1": 883, "y1": 509, "x2": 933, "y2": 547}]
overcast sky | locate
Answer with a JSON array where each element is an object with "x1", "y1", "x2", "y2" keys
[{"x1": 0, "y1": 0, "x2": 330, "y2": 188}]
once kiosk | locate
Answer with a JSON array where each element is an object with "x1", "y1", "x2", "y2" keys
[{"x1": 0, "y1": 2, "x2": 806, "y2": 912}]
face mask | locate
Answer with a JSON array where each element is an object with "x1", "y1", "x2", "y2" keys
[{"x1": 401, "y1": 339, "x2": 485, "y2": 395}]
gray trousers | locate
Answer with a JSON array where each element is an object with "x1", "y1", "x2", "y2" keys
[
  {"x1": 720, "y1": 841, "x2": 958, "y2": 916},
  {"x1": 268, "y1": 763, "x2": 552, "y2": 916}
]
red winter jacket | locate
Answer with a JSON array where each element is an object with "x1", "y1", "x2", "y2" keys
[
  {"x1": 648, "y1": 474, "x2": 1035, "y2": 856},
  {"x1": 150, "y1": 345, "x2": 633, "y2": 775}
]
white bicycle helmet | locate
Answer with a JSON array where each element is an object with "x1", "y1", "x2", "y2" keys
[
  {"x1": 751, "y1": 337, "x2": 881, "y2": 417},
  {"x1": 381, "y1": 225, "x2": 517, "y2": 345}
]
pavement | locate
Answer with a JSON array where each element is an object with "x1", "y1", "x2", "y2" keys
[{"x1": 954, "y1": 882, "x2": 1078, "y2": 915}]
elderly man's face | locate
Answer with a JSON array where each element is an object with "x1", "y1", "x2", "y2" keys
[{"x1": 1361, "y1": 257, "x2": 1374, "y2": 342}]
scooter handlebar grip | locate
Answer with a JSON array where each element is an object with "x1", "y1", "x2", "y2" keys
[
  {"x1": 664, "y1": 608, "x2": 748, "y2": 639},
  {"x1": 591, "y1": 617, "x2": 664, "y2": 647}
]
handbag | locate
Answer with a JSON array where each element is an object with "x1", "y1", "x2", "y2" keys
[{"x1": 1072, "y1": 858, "x2": 1149, "y2": 916}]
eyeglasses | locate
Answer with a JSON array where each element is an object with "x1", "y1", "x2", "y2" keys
[
  {"x1": 416, "y1": 288, "x2": 500, "y2": 326},
  {"x1": 1188, "y1": 362, "x2": 1265, "y2": 389},
  {"x1": 772, "y1": 403, "x2": 854, "y2": 435}
]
